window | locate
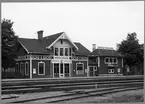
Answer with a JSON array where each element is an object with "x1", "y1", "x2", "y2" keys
[
  {"x1": 65, "y1": 64, "x2": 69, "y2": 73},
  {"x1": 25, "y1": 62, "x2": 29, "y2": 75},
  {"x1": 105, "y1": 57, "x2": 118, "y2": 64},
  {"x1": 16, "y1": 63, "x2": 19, "y2": 73},
  {"x1": 110, "y1": 58, "x2": 112, "y2": 63},
  {"x1": 60, "y1": 48, "x2": 63, "y2": 56},
  {"x1": 105, "y1": 58, "x2": 109, "y2": 63},
  {"x1": 114, "y1": 58, "x2": 117, "y2": 64},
  {"x1": 55, "y1": 48, "x2": 58, "y2": 56},
  {"x1": 38, "y1": 62, "x2": 45, "y2": 75},
  {"x1": 69, "y1": 48, "x2": 72, "y2": 56},
  {"x1": 76, "y1": 63, "x2": 84, "y2": 74},
  {"x1": 65, "y1": 48, "x2": 68, "y2": 56},
  {"x1": 20, "y1": 62, "x2": 23, "y2": 74},
  {"x1": 60, "y1": 39, "x2": 63, "y2": 44},
  {"x1": 108, "y1": 69, "x2": 114, "y2": 73}
]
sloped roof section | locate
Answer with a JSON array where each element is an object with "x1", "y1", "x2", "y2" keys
[
  {"x1": 18, "y1": 32, "x2": 90, "y2": 55},
  {"x1": 43, "y1": 32, "x2": 63, "y2": 48},
  {"x1": 91, "y1": 48, "x2": 122, "y2": 57},
  {"x1": 74, "y1": 42, "x2": 91, "y2": 56},
  {"x1": 18, "y1": 32, "x2": 63, "y2": 53},
  {"x1": 18, "y1": 38, "x2": 47, "y2": 53}
]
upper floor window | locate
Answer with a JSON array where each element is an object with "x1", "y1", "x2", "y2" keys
[
  {"x1": 65, "y1": 48, "x2": 68, "y2": 56},
  {"x1": 60, "y1": 40, "x2": 63, "y2": 44},
  {"x1": 105, "y1": 57, "x2": 118, "y2": 64},
  {"x1": 54, "y1": 47, "x2": 72, "y2": 56},
  {"x1": 69, "y1": 48, "x2": 72, "y2": 56},
  {"x1": 55, "y1": 48, "x2": 58, "y2": 56},
  {"x1": 60, "y1": 48, "x2": 63, "y2": 56}
]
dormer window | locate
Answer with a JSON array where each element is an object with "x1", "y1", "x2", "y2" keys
[{"x1": 60, "y1": 39, "x2": 63, "y2": 44}]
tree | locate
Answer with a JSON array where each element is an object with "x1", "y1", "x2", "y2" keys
[
  {"x1": 2, "y1": 19, "x2": 19, "y2": 69},
  {"x1": 117, "y1": 32, "x2": 144, "y2": 75}
]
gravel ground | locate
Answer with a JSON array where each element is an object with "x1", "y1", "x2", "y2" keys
[
  {"x1": 61, "y1": 89, "x2": 144, "y2": 103},
  {"x1": 2, "y1": 89, "x2": 144, "y2": 104}
]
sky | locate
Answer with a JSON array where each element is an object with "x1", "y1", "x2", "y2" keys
[{"x1": 1, "y1": 1, "x2": 144, "y2": 52}]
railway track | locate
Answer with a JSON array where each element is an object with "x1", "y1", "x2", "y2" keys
[
  {"x1": 2, "y1": 75, "x2": 144, "y2": 94},
  {"x1": 10, "y1": 85, "x2": 143, "y2": 103}
]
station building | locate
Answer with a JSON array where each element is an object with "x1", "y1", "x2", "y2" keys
[
  {"x1": 16, "y1": 31, "x2": 91, "y2": 79},
  {"x1": 4, "y1": 31, "x2": 123, "y2": 79}
]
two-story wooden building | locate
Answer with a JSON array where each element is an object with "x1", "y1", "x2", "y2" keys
[
  {"x1": 16, "y1": 30, "x2": 91, "y2": 79},
  {"x1": 89, "y1": 46, "x2": 124, "y2": 76},
  {"x1": 3, "y1": 30, "x2": 124, "y2": 79}
]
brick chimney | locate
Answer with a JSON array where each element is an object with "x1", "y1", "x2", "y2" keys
[
  {"x1": 37, "y1": 30, "x2": 43, "y2": 40},
  {"x1": 92, "y1": 44, "x2": 96, "y2": 51}
]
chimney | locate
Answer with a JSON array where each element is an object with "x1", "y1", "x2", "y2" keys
[
  {"x1": 92, "y1": 44, "x2": 96, "y2": 51},
  {"x1": 37, "y1": 30, "x2": 43, "y2": 40}
]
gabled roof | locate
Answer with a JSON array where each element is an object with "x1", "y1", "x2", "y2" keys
[
  {"x1": 43, "y1": 32, "x2": 64, "y2": 48},
  {"x1": 18, "y1": 38, "x2": 47, "y2": 54},
  {"x1": 90, "y1": 48, "x2": 122, "y2": 57},
  {"x1": 18, "y1": 32, "x2": 90, "y2": 55},
  {"x1": 74, "y1": 42, "x2": 91, "y2": 56}
]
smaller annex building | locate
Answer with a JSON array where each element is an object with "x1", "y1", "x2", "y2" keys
[
  {"x1": 89, "y1": 46, "x2": 124, "y2": 76},
  {"x1": 15, "y1": 31, "x2": 91, "y2": 79}
]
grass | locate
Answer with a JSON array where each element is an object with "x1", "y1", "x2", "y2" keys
[{"x1": 86, "y1": 89, "x2": 144, "y2": 103}]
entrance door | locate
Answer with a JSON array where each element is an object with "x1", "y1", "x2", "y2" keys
[
  {"x1": 53, "y1": 63, "x2": 70, "y2": 78},
  {"x1": 60, "y1": 63, "x2": 64, "y2": 78},
  {"x1": 54, "y1": 63, "x2": 59, "y2": 78},
  {"x1": 64, "y1": 64, "x2": 69, "y2": 77},
  {"x1": 89, "y1": 66, "x2": 97, "y2": 76}
]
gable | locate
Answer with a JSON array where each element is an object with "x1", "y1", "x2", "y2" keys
[
  {"x1": 46, "y1": 32, "x2": 78, "y2": 50},
  {"x1": 53, "y1": 39, "x2": 74, "y2": 48}
]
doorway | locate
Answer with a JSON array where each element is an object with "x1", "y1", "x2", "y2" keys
[
  {"x1": 53, "y1": 63, "x2": 70, "y2": 78},
  {"x1": 89, "y1": 66, "x2": 97, "y2": 76}
]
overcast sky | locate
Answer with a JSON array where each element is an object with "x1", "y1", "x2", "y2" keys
[{"x1": 2, "y1": 1, "x2": 144, "y2": 51}]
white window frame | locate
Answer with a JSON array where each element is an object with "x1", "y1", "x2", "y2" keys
[
  {"x1": 108, "y1": 69, "x2": 114, "y2": 73},
  {"x1": 104, "y1": 57, "x2": 118, "y2": 64},
  {"x1": 54, "y1": 47, "x2": 59, "y2": 56},
  {"x1": 65, "y1": 48, "x2": 69, "y2": 56},
  {"x1": 38, "y1": 61, "x2": 45, "y2": 75},
  {"x1": 69, "y1": 48, "x2": 72, "y2": 56},
  {"x1": 76, "y1": 63, "x2": 84, "y2": 74},
  {"x1": 25, "y1": 62, "x2": 29, "y2": 75},
  {"x1": 59, "y1": 47, "x2": 64, "y2": 56}
]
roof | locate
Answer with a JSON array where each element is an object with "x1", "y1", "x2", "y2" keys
[
  {"x1": 90, "y1": 48, "x2": 123, "y2": 57},
  {"x1": 43, "y1": 32, "x2": 63, "y2": 48},
  {"x1": 74, "y1": 42, "x2": 91, "y2": 56},
  {"x1": 18, "y1": 32, "x2": 90, "y2": 55}
]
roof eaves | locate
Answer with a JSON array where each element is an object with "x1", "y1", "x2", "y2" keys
[
  {"x1": 18, "y1": 39, "x2": 29, "y2": 54},
  {"x1": 46, "y1": 32, "x2": 64, "y2": 49}
]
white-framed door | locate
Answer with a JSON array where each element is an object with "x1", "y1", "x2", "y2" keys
[
  {"x1": 89, "y1": 66, "x2": 97, "y2": 76},
  {"x1": 59, "y1": 63, "x2": 64, "y2": 78},
  {"x1": 53, "y1": 63, "x2": 70, "y2": 78}
]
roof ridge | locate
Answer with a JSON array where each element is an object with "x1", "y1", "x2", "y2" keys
[{"x1": 43, "y1": 32, "x2": 64, "y2": 39}]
